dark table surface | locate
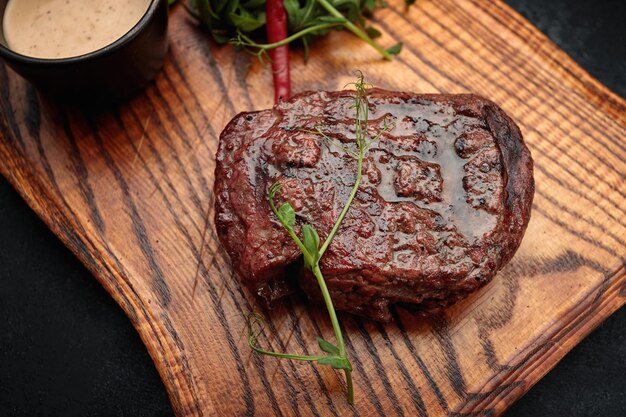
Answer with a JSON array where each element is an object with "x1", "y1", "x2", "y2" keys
[{"x1": 1, "y1": 1, "x2": 624, "y2": 416}]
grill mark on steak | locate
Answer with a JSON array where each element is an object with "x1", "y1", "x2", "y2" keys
[{"x1": 214, "y1": 89, "x2": 534, "y2": 321}]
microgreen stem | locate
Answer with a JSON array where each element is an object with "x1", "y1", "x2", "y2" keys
[
  {"x1": 345, "y1": 369, "x2": 354, "y2": 403},
  {"x1": 311, "y1": 264, "x2": 353, "y2": 403},
  {"x1": 312, "y1": 266, "x2": 344, "y2": 355},
  {"x1": 250, "y1": 347, "x2": 326, "y2": 362},
  {"x1": 247, "y1": 314, "x2": 325, "y2": 360},
  {"x1": 315, "y1": 0, "x2": 395, "y2": 60},
  {"x1": 300, "y1": 128, "x2": 359, "y2": 158},
  {"x1": 318, "y1": 153, "x2": 363, "y2": 257},
  {"x1": 319, "y1": 73, "x2": 369, "y2": 256},
  {"x1": 237, "y1": 23, "x2": 343, "y2": 51},
  {"x1": 250, "y1": 73, "x2": 376, "y2": 405}
]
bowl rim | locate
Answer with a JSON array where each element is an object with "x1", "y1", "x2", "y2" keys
[{"x1": 0, "y1": 0, "x2": 163, "y2": 65}]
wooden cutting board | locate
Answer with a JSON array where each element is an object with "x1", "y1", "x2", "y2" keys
[{"x1": 1, "y1": 1, "x2": 624, "y2": 416}]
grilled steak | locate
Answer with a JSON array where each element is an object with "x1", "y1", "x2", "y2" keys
[{"x1": 214, "y1": 89, "x2": 534, "y2": 321}]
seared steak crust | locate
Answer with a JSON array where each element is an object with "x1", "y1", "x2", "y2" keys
[{"x1": 214, "y1": 89, "x2": 534, "y2": 321}]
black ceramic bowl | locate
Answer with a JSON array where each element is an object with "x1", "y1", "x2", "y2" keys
[{"x1": 0, "y1": 0, "x2": 168, "y2": 102}]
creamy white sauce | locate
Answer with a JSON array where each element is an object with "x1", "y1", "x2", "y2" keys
[{"x1": 3, "y1": 0, "x2": 152, "y2": 59}]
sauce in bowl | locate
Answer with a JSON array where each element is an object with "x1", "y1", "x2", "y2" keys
[{"x1": 3, "y1": 0, "x2": 152, "y2": 59}]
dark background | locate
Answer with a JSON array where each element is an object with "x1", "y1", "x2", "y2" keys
[{"x1": 1, "y1": 0, "x2": 624, "y2": 415}]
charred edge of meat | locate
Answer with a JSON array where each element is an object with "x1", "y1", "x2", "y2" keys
[{"x1": 484, "y1": 103, "x2": 535, "y2": 266}]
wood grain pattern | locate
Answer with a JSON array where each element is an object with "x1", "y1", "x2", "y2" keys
[{"x1": 1, "y1": 1, "x2": 625, "y2": 416}]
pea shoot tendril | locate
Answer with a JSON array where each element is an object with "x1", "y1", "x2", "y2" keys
[{"x1": 247, "y1": 72, "x2": 393, "y2": 404}]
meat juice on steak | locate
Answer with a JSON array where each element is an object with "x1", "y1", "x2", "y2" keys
[{"x1": 214, "y1": 89, "x2": 534, "y2": 321}]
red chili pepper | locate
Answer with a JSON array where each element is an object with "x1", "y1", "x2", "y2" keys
[{"x1": 266, "y1": 0, "x2": 291, "y2": 103}]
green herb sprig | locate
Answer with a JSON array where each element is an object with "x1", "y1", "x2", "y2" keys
[
  {"x1": 175, "y1": 1, "x2": 405, "y2": 61},
  {"x1": 247, "y1": 72, "x2": 391, "y2": 404}
]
